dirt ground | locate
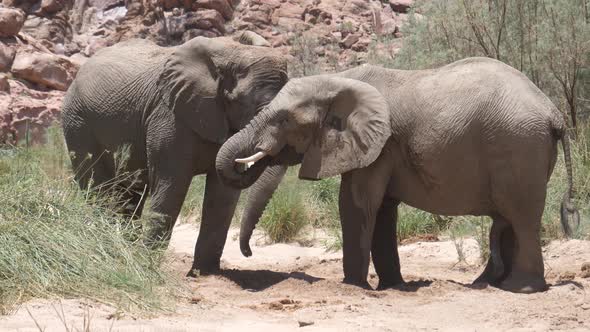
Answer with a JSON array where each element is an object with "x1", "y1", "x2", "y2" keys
[{"x1": 2, "y1": 223, "x2": 590, "y2": 332}]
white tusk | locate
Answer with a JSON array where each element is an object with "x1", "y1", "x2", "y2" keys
[{"x1": 235, "y1": 151, "x2": 267, "y2": 164}]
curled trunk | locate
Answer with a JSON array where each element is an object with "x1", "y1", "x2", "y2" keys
[
  {"x1": 215, "y1": 124, "x2": 270, "y2": 189},
  {"x1": 240, "y1": 164, "x2": 288, "y2": 257}
]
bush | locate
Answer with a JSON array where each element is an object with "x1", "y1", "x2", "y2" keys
[
  {"x1": 0, "y1": 129, "x2": 174, "y2": 314},
  {"x1": 390, "y1": 0, "x2": 590, "y2": 126}
]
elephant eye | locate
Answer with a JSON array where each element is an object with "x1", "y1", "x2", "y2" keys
[{"x1": 327, "y1": 116, "x2": 343, "y2": 131}]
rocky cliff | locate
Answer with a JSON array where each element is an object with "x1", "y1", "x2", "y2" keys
[{"x1": 0, "y1": 0, "x2": 413, "y2": 145}]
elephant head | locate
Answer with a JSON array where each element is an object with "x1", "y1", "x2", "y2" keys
[
  {"x1": 216, "y1": 75, "x2": 391, "y2": 187},
  {"x1": 215, "y1": 76, "x2": 391, "y2": 254},
  {"x1": 159, "y1": 35, "x2": 288, "y2": 145}
]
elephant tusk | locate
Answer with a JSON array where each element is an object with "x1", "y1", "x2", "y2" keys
[{"x1": 236, "y1": 151, "x2": 267, "y2": 164}]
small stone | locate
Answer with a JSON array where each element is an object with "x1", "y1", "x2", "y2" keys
[
  {"x1": 298, "y1": 320, "x2": 314, "y2": 327},
  {"x1": 558, "y1": 271, "x2": 577, "y2": 282},
  {"x1": 269, "y1": 302, "x2": 283, "y2": 310}
]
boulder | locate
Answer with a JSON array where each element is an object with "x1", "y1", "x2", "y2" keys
[
  {"x1": 11, "y1": 50, "x2": 79, "y2": 91},
  {"x1": 162, "y1": 0, "x2": 180, "y2": 10},
  {"x1": 88, "y1": 0, "x2": 124, "y2": 10},
  {"x1": 389, "y1": 0, "x2": 413, "y2": 13},
  {"x1": 351, "y1": 36, "x2": 370, "y2": 52},
  {"x1": 192, "y1": 0, "x2": 233, "y2": 20},
  {"x1": 185, "y1": 9, "x2": 225, "y2": 33},
  {"x1": 241, "y1": 5, "x2": 272, "y2": 26},
  {"x1": 21, "y1": 14, "x2": 71, "y2": 45},
  {"x1": 0, "y1": 8, "x2": 25, "y2": 37},
  {"x1": 272, "y1": 2, "x2": 304, "y2": 21},
  {"x1": 83, "y1": 37, "x2": 109, "y2": 56},
  {"x1": 3, "y1": 0, "x2": 40, "y2": 12},
  {"x1": 340, "y1": 33, "x2": 359, "y2": 49},
  {"x1": 41, "y1": 0, "x2": 67, "y2": 14},
  {"x1": 0, "y1": 73, "x2": 9, "y2": 92},
  {"x1": 0, "y1": 42, "x2": 16, "y2": 71},
  {"x1": 69, "y1": 52, "x2": 88, "y2": 67}
]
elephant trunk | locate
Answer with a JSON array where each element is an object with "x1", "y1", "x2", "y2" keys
[
  {"x1": 240, "y1": 164, "x2": 288, "y2": 257},
  {"x1": 216, "y1": 114, "x2": 272, "y2": 189}
]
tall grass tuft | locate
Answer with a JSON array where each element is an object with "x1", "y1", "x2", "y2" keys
[
  {"x1": 0, "y1": 128, "x2": 174, "y2": 314},
  {"x1": 258, "y1": 168, "x2": 309, "y2": 243}
]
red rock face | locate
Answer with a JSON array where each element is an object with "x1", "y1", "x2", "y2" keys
[
  {"x1": 11, "y1": 50, "x2": 79, "y2": 91},
  {"x1": 0, "y1": 0, "x2": 413, "y2": 146},
  {"x1": 0, "y1": 79, "x2": 64, "y2": 145}
]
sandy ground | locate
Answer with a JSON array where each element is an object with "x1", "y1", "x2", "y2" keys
[{"x1": 2, "y1": 223, "x2": 590, "y2": 332}]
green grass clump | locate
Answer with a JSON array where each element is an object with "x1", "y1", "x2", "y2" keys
[
  {"x1": 180, "y1": 176, "x2": 206, "y2": 221},
  {"x1": 258, "y1": 168, "x2": 309, "y2": 243},
  {"x1": 0, "y1": 130, "x2": 174, "y2": 314}
]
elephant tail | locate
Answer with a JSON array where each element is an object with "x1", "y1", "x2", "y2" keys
[{"x1": 558, "y1": 126, "x2": 580, "y2": 238}]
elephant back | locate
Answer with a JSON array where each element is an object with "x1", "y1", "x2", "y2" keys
[{"x1": 71, "y1": 39, "x2": 172, "y2": 118}]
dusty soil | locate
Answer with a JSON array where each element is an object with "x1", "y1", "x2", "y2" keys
[{"x1": 2, "y1": 224, "x2": 590, "y2": 331}]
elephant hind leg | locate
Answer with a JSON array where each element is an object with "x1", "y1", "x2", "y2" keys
[
  {"x1": 498, "y1": 215, "x2": 547, "y2": 293},
  {"x1": 64, "y1": 122, "x2": 114, "y2": 191},
  {"x1": 474, "y1": 216, "x2": 514, "y2": 286},
  {"x1": 475, "y1": 213, "x2": 546, "y2": 293}
]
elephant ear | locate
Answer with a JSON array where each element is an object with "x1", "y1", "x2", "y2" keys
[
  {"x1": 299, "y1": 78, "x2": 391, "y2": 180},
  {"x1": 159, "y1": 37, "x2": 229, "y2": 144}
]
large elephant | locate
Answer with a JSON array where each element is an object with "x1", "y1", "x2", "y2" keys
[
  {"x1": 216, "y1": 57, "x2": 580, "y2": 293},
  {"x1": 61, "y1": 34, "x2": 289, "y2": 275}
]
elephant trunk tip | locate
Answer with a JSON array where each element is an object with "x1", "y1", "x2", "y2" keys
[{"x1": 240, "y1": 241, "x2": 253, "y2": 257}]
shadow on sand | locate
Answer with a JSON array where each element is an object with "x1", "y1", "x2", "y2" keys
[{"x1": 219, "y1": 269, "x2": 324, "y2": 291}]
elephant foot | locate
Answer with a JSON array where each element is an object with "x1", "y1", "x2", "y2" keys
[
  {"x1": 343, "y1": 277, "x2": 372, "y2": 290},
  {"x1": 376, "y1": 275, "x2": 404, "y2": 290},
  {"x1": 500, "y1": 271, "x2": 547, "y2": 294},
  {"x1": 186, "y1": 263, "x2": 222, "y2": 278},
  {"x1": 473, "y1": 257, "x2": 503, "y2": 286}
]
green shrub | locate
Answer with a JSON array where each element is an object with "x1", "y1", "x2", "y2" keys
[
  {"x1": 0, "y1": 129, "x2": 174, "y2": 314},
  {"x1": 391, "y1": 0, "x2": 590, "y2": 125}
]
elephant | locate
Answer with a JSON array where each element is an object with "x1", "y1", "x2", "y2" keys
[
  {"x1": 61, "y1": 33, "x2": 289, "y2": 275},
  {"x1": 215, "y1": 57, "x2": 580, "y2": 293}
]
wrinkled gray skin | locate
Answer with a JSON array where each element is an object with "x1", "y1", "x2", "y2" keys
[
  {"x1": 61, "y1": 34, "x2": 288, "y2": 275},
  {"x1": 217, "y1": 57, "x2": 580, "y2": 293}
]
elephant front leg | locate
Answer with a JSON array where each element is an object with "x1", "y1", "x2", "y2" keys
[
  {"x1": 144, "y1": 171, "x2": 192, "y2": 248},
  {"x1": 189, "y1": 170, "x2": 241, "y2": 276},
  {"x1": 372, "y1": 199, "x2": 404, "y2": 290},
  {"x1": 339, "y1": 159, "x2": 392, "y2": 289}
]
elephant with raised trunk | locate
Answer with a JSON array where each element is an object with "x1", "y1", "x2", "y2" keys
[
  {"x1": 216, "y1": 58, "x2": 580, "y2": 293},
  {"x1": 61, "y1": 34, "x2": 289, "y2": 275}
]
